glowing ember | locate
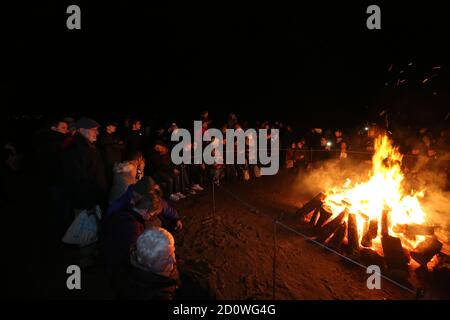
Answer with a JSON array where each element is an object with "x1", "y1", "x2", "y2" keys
[{"x1": 323, "y1": 135, "x2": 429, "y2": 254}]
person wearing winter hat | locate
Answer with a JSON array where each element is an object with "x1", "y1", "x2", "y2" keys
[
  {"x1": 76, "y1": 117, "x2": 101, "y2": 143},
  {"x1": 108, "y1": 175, "x2": 183, "y2": 232},
  {"x1": 62, "y1": 116, "x2": 107, "y2": 268},
  {"x1": 108, "y1": 151, "x2": 145, "y2": 205},
  {"x1": 98, "y1": 120, "x2": 125, "y2": 188},
  {"x1": 63, "y1": 117, "x2": 107, "y2": 211},
  {"x1": 102, "y1": 176, "x2": 165, "y2": 296},
  {"x1": 63, "y1": 117, "x2": 77, "y2": 136}
]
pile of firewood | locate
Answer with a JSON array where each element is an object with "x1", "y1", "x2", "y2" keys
[{"x1": 296, "y1": 193, "x2": 449, "y2": 284}]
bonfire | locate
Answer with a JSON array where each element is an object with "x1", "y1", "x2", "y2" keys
[{"x1": 297, "y1": 135, "x2": 449, "y2": 279}]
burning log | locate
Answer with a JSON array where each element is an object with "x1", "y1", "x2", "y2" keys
[
  {"x1": 309, "y1": 208, "x2": 320, "y2": 227},
  {"x1": 316, "y1": 208, "x2": 348, "y2": 243},
  {"x1": 347, "y1": 213, "x2": 360, "y2": 256},
  {"x1": 410, "y1": 237, "x2": 443, "y2": 267},
  {"x1": 433, "y1": 254, "x2": 450, "y2": 290},
  {"x1": 361, "y1": 220, "x2": 378, "y2": 248},
  {"x1": 381, "y1": 235, "x2": 410, "y2": 271},
  {"x1": 327, "y1": 222, "x2": 347, "y2": 250},
  {"x1": 381, "y1": 209, "x2": 390, "y2": 236},
  {"x1": 358, "y1": 212, "x2": 369, "y2": 221},
  {"x1": 360, "y1": 248, "x2": 385, "y2": 268},
  {"x1": 296, "y1": 192, "x2": 325, "y2": 220},
  {"x1": 342, "y1": 200, "x2": 352, "y2": 207},
  {"x1": 315, "y1": 206, "x2": 333, "y2": 229}
]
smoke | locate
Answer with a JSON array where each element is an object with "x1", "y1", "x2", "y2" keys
[
  {"x1": 292, "y1": 156, "x2": 450, "y2": 253},
  {"x1": 412, "y1": 168, "x2": 450, "y2": 252},
  {"x1": 291, "y1": 158, "x2": 372, "y2": 196}
]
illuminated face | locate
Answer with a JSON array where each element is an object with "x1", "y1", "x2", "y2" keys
[
  {"x1": 153, "y1": 245, "x2": 176, "y2": 275},
  {"x1": 52, "y1": 122, "x2": 69, "y2": 135},
  {"x1": 80, "y1": 127, "x2": 99, "y2": 143},
  {"x1": 155, "y1": 144, "x2": 168, "y2": 154},
  {"x1": 106, "y1": 125, "x2": 117, "y2": 134},
  {"x1": 132, "y1": 121, "x2": 142, "y2": 131}
]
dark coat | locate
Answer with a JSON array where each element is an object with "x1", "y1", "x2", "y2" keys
[
  {"x1": 102, "y1": 206, "x2": 145, "y2": 274},
  {"x1": 124, "y1": 130, "x2": 145, "y2": 154},
  {"x1": 121, "y1": 265, "x2": 180, "y2": 300},
  {"x1": 107, "y1": 185, "x2": 180, "y2": 224},
  {"x1": 148, "y1": 150, "x2": 172, "y2": 175},
  {"x1": 98, "y1": 132, "x2": 124, "y2": 171},
  {"x1": 62, "y1": 134, "x2": 108, "y2": 210}
]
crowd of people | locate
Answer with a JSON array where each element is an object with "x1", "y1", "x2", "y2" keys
[{"x1": 1, "y1": 111, "x2": 449, "y2": 299}]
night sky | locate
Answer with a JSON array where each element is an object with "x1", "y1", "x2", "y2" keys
[{"x1": 3, "y1": 1, "x2": 449, "y2": 129}]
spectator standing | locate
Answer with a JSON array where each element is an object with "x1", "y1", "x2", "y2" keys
[{"x1": 98, "y1": 120, "x2": 125, "y2": 188}]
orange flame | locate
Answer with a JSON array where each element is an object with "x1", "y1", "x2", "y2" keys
[{"x1": 323, "y1": 135, "x2": 428, "y2": 253}]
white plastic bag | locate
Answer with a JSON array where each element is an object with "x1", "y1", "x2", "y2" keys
[{"x1": 62, "y1": 206, "x2": 102, "y2": 247}]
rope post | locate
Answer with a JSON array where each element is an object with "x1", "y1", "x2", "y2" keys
[
  {"x1": 212, "y1": 179, "x2": 216, "y2": 217},
  {"x1": 272, "y1": 219, "x2": 277, "y2": 300},
  {"x1": 212, "y1": 178, "x2": 217, "y2": 266},
  {"x1": 272, "y1": 213, "x2": 283, "y2": 300}
]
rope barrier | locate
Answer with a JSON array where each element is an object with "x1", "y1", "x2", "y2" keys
[{"x1": 209, "y1": 180, "x2": 418, "y2": 297}]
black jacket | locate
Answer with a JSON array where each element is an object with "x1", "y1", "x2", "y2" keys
[
  {"x1": 148, "y1": 150, "x2": 172, "y2": 175},
  {"x1": 101, "y1": 206, "x2": 145, "y2": 275},
  {"x1": 121, "y1": 265, "x2": 180, "y2": 300},
  {"x1": 62, "y1": 134, "x2": 107, "y2": 209},
  {"x1": 98, "y1": 132, "x2": 124, "y2": 169},
  {"x1": 124, "y1": 130, "x2": 145, "y2": 154}
]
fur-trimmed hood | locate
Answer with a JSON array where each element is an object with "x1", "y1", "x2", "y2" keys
[
  {"x1": 113, "y1": 161, "x2": 137, "y2": 174},
  {"x1": 109, "y1": 161, "x2": 138, "y2": 204}
]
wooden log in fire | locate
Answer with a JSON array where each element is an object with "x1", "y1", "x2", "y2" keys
[
  {"x1": 296, "y1": 192, "x2": 325, "y2": 220},
  {"x1": 347, "y1": 213, "x2": 360, "y2": 256},
  {"x1": 315, "y1": 205, "x2": 333, "y2": 229},
  {"x1": 381, "y1": 235, "x2": 410, "y2": 271},
  {"x1": 358, "y1": 212, "x2": 369, "y2": 221},
  {"x1": 309, "y1": 207, "x2": 320, "y2": 227},
  {"x1": 360, "y1": 248, "x2": 385, "y2": 268},
  {"x1": 361, "y1": 220, "x2": 378, "y2": 248},
  {"x1": 433, "y1": 254, "x2": 450, "y2": 290},
  {"x1": 327, "y1": 222, "x2": 347, "y2": 250},
  {"x1": 410, "y1": 236, "x2": 443, "y2": 267},
  {"x1": 381, "y1": 209, "x2": 390, "y2": 236},
  {"x1": 316, "y1": 208, "x2": 348, "y2": 243}
]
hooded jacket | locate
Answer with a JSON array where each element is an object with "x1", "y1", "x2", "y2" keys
[
  {"x1": 109, "y1": 161, "x2": 138, "y2": 205},
  {"x1": 102, "y1": 205, "x2": 146, "y2": 275},
  {"x1": 107, "y1": 184, "x2": 179, "y2": 222},
  {"x1": 121, "y1": 252, "x2": 180, "y2": 300}
]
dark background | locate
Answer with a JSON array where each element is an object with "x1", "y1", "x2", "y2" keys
[
  {"x1": 2, "y1": 1, "x2": 449, "y2": 129},
  {"x1": 1, "y1": 2, "x2": 449, "y2": 303}
]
